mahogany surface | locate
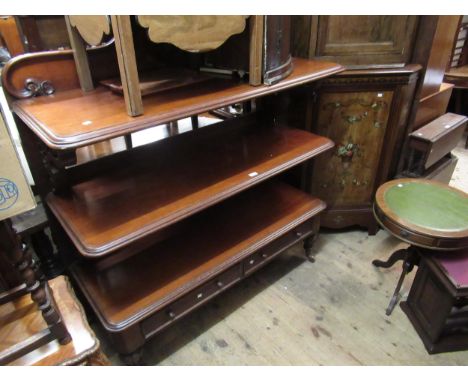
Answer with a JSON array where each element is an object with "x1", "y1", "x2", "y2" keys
[
  {"x1": 47, "y1": 122, "x2": 333, "y2": 257},
  {"x1": 410, "y1": 113, "x2": 467, "y2": 144},
  {"x1": 445, "y1": 65, "x2": 468, "y2": 87},
  {"x1": 409, "y1": 113, "x2": 467, "y2": 170},
  {"x1": 12, "y1": 57, "x2": 344, "y2": 149},
  {"x1": 71, "y1": 181, "x2": 325, "y2": 330},
  {"x1": 1, "y1": 276, "x2": 104, "y2": 365}
]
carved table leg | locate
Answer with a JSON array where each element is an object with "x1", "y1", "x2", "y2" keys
[
  {"x1": 373, "y1": 246, "x2": 420, "y2": 316},
  {"x1": 30, "y1": 230, "x2": 62, "y2": 279},
  {"x1": 120, "y1": 347, "x2": 145, "y2": 366},
  {"x1": 367, "y1": 220, "x2": 379, "y2": 236},
  {"x1": 372, "y1": 248, "x2": 408, "y2": 268},
  {"x1": 303, "y1": 234, "x2": 317, "y2": 263},
  {"x1": 14, "y1": 116, "x2": 66, "y2": 275}
]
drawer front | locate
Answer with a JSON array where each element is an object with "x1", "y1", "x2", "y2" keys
[
  {"x1": 172, "y1": 265, "x2": 241, "y2": 314},
  {"x1": 141, "y1": 264, "x2": 242, "y2": 338},
  {"x1": 243, "y1": 218, "x2": 316, "y2": 275}
]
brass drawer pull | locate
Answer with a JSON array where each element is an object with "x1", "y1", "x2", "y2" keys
[
  {"x1": 261, "y1": 253, "x2": 268, "y2": 259},
  {"x1": 197, "y1": 292, "x2": 204, "y2": 299},
  {"x1": 167, "y1": 310, "x2": 176, "y2": 319},
  {"x1": 216, "y1": 280, "x2": 224, "y2": 288},
  {"x1": 249, "y1": 259, "x2": 255, "y2": 265},
  {"x1": 295, "y1": 231, "x2": 302, "y2": 237}
]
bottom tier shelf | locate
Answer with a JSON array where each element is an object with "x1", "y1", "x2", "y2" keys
[{"x1": 71, "y1": 181, "x2": 325, "y2": 354}]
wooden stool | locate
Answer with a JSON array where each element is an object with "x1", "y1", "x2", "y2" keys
[
  {"x1": 0, "y1": 276, "x2": 110, "y2": 365},
  {"x1": 401, "y1": 249, "x2": 468, "y2": 353},
  {"x1": 372, "y1": 178, "x2": 468, "y2": 315}
]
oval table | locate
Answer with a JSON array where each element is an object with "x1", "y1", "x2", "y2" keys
[{"x1": 371, "y1": 178, "x2": 468, "y2": 315}]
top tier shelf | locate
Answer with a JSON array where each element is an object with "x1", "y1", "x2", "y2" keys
[{"x1": 13, "y1": 58, "x2": 344, "y2": 150}]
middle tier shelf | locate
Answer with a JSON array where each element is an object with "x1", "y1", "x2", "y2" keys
[{"x1": 47, "y1": 118, "x2": 333, "y2": 258}]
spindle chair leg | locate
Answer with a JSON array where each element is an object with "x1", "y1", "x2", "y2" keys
[{"x1": 1, "y1": 221, "x2": 71, "y2": 345}]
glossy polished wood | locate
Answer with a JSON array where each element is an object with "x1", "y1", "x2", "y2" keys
[
  {"x1": 1, "y1": 38, "x2": 118, "y2": 99},
  {"x1": 1, "y1": 50, "x2": 80, "y2": 99},
  {"x1": 374, "y1": 178, "x2": 468, "y2": 250},
  {"x1": 308, "y1": 66, "x2": 420, "y2": 232},
  {"x1": 444, "y1": 65, "x2": 468, "y2": 87},
  {"x1": 420, "y1": 16, "x2": 461, "y2": 99},
  {"x1": 1, "y1": 276, "x2": 105, "y2": 365},
  {"x1": 13, "y1": 57, "x2": 344, "y2": 149},
  {"x1": 71, "y1": 182, "x2": 325, "y2": 330},
  {"x1": 47, "y1": 122, "x2": 333, "y2": 257},
  {"x1": 409, "y1": 113, "x2": 467, "y2": 169},
  {"x1": 311, "y1": 90, "x2": 394, "y2": 207}
]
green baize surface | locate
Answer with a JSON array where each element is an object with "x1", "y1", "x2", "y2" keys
[{"x1": 384, "y1": 182, "x2": 468, "y2": 232}]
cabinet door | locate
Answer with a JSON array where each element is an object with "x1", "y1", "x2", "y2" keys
[
  {"x1": 311, "y1": 90, "x2": 394, "y2": 207},
  {"x1": 315, "y1": 16, "x2": 418, "y2": 67}
]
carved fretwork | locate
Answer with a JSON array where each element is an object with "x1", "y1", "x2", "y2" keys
[
  {"x1": 38, "y1": 143, "x2": 77, "y2": 193},
  {"x1": 321, "y1": 73, "x2": 419, "y2": 86},
  {"x1": 22, "y1": 78, "x2": 55, "y2": 98}
]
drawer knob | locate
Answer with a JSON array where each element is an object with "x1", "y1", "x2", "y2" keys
[
  {"x1": 216, "y1": 281, "x2": 224, "y2": 288},
  {"x1": 167, "y1": 310, "x2": 176, "y2": 319},
  {"x1": 295, "y1": 231, "x2": 302, "y2": 237},
  {"x1": 249, "y1": 259, "x2": 255, "y2": 265},
  {"x1": 197, "y1": 292, "x2": 204, "y2": 299},
  {"x1": 261, "y1": 253, "x2": 268, "y2": 259}
]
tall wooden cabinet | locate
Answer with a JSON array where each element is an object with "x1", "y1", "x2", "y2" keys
[
  {"x1": 308, "y1": 68, "x2": 420, "y2": 233},
  {"x1": 291, "y1": 15, "x2": 466, "y2": 232},
  {"x1": 292, "y1": 16, "x2": 419, "y2": 68}
]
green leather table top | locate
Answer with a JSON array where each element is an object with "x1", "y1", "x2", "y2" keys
[{"x1": 384, "y1": 181, "x2": 468, "y2": 233}]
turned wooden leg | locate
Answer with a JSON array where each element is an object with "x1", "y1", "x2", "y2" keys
[
  {"x1": 191, "y1": 115, "x2": 199, "y2": 129},
  {"x1": 367, "y1": 220, "x2": 379, "y2": 236},
  {"x1": 373, "y1": 246, "x2": 420, "y2": 316},
  {"x1": 0, "y1": 221, "x2": 71, "y2": 345},
  {"x1": 30, "y1": 230, "x2": 62, "y2": 279},
  {"x1": 372, "y1": 248, "x2": 408, "y2": 268},
  {"x1": 303, "y1": 234, "x2": 317, "y2": 262},
  {"x1": 120, "y1": 347, "x2": 145, "y2": 366}
]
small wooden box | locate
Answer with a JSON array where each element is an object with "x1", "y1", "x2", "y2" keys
[{"x1": 401, "y1": 249, "x2": 468, "y2": 354}]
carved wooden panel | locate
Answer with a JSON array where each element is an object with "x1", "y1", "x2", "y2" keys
[
  {"x1": 136, "y1": 16, "x2": 248, "y2": 52},
  {"x1": 314, "y1": 16, "x2": 418, "y2": 66},
  {"x1": 68, "y1": 16, "x2": 111, "y2": 46},
  {"x1": 311, "y1": 90, "x2": 394, "y2": 207}
]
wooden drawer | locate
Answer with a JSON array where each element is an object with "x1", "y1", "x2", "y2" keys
[
  {"x1": 141, "y1": 264, "x2": 242, "y2": 338},
  {"x1": 243, "y1": 219, "x2": 315, "y2": 275}
]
